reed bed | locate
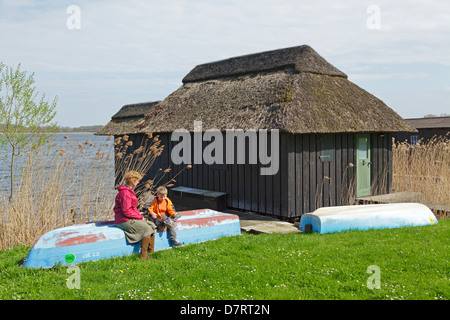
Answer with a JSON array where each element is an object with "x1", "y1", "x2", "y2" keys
[
  {"x1": 0, "y1": 133, "x2": 186, "y2": 250},
  {"x1": 392, "y1": 134, "x2": 450, "y2": 208}
]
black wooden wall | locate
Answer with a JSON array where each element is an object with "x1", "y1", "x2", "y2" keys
[
  {"x1": 117, "y1": 132, "x2": 392, "y2": 220},
  {"x1": 394, "y1": 128, "x2": 449, "y2": 144}
]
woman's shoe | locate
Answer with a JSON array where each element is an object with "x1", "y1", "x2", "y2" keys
[
  {"x1": 148, "y1": 234, "x2": 155, "y2": 254},
  {"x1": 139, "y1": 236, "x2": 151, "y2": 260}
]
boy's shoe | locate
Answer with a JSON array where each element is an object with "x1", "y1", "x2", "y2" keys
[
  {"x1": 171, "y1": 239, "x2": 182, "y2": 247},
  {"x1": 163, "y1": 218, "x2": 175, "y2": 228}
]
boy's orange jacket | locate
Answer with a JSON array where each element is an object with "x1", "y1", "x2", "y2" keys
[{"x1": 148, "y1": 197, "x2": 176, "y2": 219}]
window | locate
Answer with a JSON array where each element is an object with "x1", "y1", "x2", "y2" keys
[
  {"x1": 410, "y1": 135, "x2": 419, "y2": 145},
  {"x1": 358, "y1": 136, "x2": 369, "y2": 159},
  {"x1": 320, "y1": 135, "x2": 335, "y2": 161}
]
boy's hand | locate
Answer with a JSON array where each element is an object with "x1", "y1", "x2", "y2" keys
[{"x1": 150, "y1": 212, "x2": 157, "y2": 219}]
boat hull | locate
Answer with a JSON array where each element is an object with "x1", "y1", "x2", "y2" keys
[
  {"x1": 23, "y1": 209, "x2": 241, "y2": 268},
  {"x1": 299, "y1": 203, "x2": 438, "y2": 234}
]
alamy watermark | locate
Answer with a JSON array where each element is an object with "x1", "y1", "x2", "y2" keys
[
  {"x1": 366, "y1": 5, "x2": 381, "y2": 30},
  {"x1": 66, "y1": 5, "x2": 81, "y2": 30},
  {"x1": 66, "y1": 265, "x2": 81, "y2": 289},
  {"x1": 171, "y1": 121, "x2": 280, "y2": 176},
  {"x1": 366, "y1": 265, "x2": 381, "y2": 289}
]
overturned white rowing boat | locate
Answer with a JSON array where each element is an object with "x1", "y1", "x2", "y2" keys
[
  {"x1": 299, "y1": 203, "x2": 438, "y2": 234},
  {"x1": 22, "y1": 209, "x2": 241, "y2": 268}
]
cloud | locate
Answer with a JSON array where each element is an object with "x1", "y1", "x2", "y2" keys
[
  {"x1": 2, "y1": 0, "x2": 448, "y2": 71},
  {"x1": 1, "y1": 0, "x2": 449, "y2": 126},
  {"x1": 349, "y1": 72, "x2": 431, "y2": 82}
]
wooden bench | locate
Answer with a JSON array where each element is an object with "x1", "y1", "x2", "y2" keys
[{"x1": 171, "y1": 186, "x2": 227, "y2": 212}]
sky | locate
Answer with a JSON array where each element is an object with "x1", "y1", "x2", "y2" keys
[{"x1": 0, "y1": 0, "x2": 449, "y2": 127}]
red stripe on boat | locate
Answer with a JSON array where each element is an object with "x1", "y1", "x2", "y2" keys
[
  {"x1": 56, "y1": 233, "x2": 107, "y2": 247},
  {"x1": 176, "y1": 215, "x2": 237, "y2": 229}
]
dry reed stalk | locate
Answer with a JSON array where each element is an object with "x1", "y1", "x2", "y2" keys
[
  {"x1": 0, "y1": 133, "x2": 188, "y2": 250},
  {"x1": 392, "y1": 134, "x2": 450, "y2": 207},
  {"x1": 113, "y1": 133, "x2": 191, "y2": 209}
]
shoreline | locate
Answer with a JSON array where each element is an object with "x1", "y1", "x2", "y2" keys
[
  {"x1": 55, "y1": 132, "x2": 100, "y2": 134},
  {"x1": 0, "y1": 132, "x2": 101, "y2": 135}
]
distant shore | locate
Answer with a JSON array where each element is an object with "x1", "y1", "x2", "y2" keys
[
  {"x1": 56, "y1": 125, "x2": 105, "y2": 134},
  {"x1": 0, "y1": 125, "x2": 105, "y2": 135},
  {"x1": 0, "y1": 131, "x2": 101, "y2": 135},
  {"x1": 55, "y1": 132, "x2": 100, "y2": 134}
]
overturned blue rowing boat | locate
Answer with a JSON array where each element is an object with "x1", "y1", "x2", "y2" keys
[
  {"x1": 299, "y1": 203, "x2": 438, "y2": 234},
  {"x1": 22, "y1": 209, "x2": 241, "y2": 268}
]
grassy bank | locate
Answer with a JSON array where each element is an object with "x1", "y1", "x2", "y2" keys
[{"x1": 0, "y1": 219, "x2": 448, "y2": 300}]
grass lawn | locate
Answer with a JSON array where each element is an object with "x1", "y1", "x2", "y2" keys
[{"x1": 0, "y1": 219, "x2": 448, "y2": 300}]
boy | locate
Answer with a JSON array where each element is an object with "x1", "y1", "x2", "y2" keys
[{"x1": 148, "y1": 186, "x2": 182, "y2": 246}]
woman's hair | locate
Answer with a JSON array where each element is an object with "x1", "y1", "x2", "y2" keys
[
  {"x1": 156, "y1": 186, "x2": 168, "y2": 195},
  {"x1": 124, "y1": 171, "x2": 143, "y2": 185}
]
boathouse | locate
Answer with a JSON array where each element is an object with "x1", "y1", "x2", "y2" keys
[
  {"x1": 97, "y1": 45, "x2": 416, "y2": 220},
  {"x1": 393, "y1": 116, "x2": 450, "y2": 144}
]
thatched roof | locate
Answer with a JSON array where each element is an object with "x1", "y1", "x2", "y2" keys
[
  {"x1": 182, "y1": 45, "x2": 348, "y2": 83},
  {"x1": 137, "y1": 45, "x2": 415, "y2": 134},
  {"x1": 95, "y1": 101, "x2": 159, "y2": 135},
  {"x1": 405, "y1": 116, "x2": 450, "y2": 129},
  {"x1": 93, "y1": 45, "x2": 413, "y2": 135}
]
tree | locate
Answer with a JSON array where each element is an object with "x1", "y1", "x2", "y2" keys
[{"x1": 0, "y1": 62, "x2": 58, "y2": 203}]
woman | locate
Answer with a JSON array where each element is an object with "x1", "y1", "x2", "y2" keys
[{"x1": 114, "y1": 171, "x2": 155, "y2": 260}]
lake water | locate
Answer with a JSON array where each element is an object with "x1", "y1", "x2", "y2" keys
[{"x1": 0, "y1": 133, "x2": 115, "y2": 194}]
